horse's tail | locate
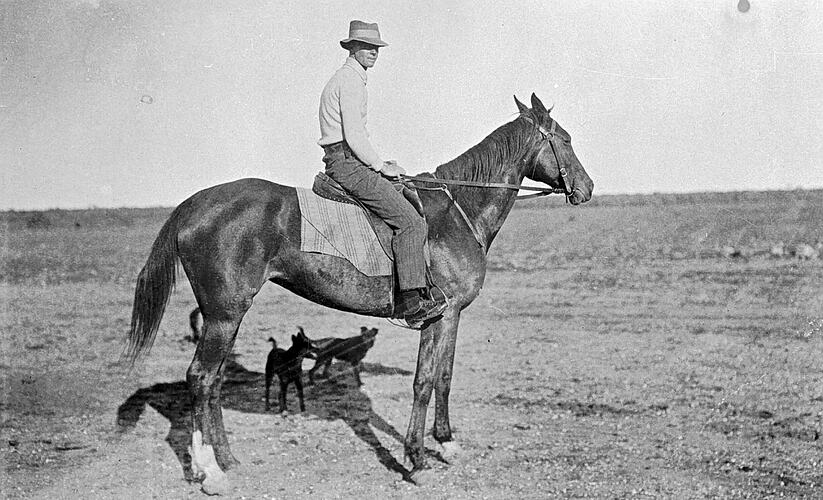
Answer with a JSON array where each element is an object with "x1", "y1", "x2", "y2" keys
[{"x1": 124, "y1": 205, "x2": 184, "y2": 365}]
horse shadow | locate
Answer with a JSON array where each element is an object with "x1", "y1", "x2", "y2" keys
[{"x1": 116, "y1": 354, "x2": 420, "y2": 481}]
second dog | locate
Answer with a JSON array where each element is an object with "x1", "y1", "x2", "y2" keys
[{"x1": 308, "y1": 326, "x2": 379, "y2": 386}]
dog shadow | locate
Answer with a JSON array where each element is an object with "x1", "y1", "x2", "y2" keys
[{"x1": 116, "y1": 354, "x2": 418, "y2": 481}]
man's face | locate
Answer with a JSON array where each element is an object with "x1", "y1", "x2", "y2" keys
[{"x1": 351, "y1": 42, "x2": 379, "y2": 69}]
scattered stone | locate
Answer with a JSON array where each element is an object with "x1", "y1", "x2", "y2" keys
[
  {"x1": 720, "y1": 246, "x2": 741, "y2": 258},
  {"x1": 789, "y1": 243, "x2": 820, "y2": 260}
]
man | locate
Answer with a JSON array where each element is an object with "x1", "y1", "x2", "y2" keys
[{"x1": 318, "y1": 20, "x2": 446, "y2": 324}]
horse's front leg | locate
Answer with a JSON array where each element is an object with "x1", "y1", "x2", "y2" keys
[
  {"x1": 405, "y1": 310, "x2": 459, "y2": 474},
  {"x1": 405, "y1": 323, "x2": 436, "y2": 474},
  {"x1": 432, "y1": 311, "x2": 461, "y2": 458}
]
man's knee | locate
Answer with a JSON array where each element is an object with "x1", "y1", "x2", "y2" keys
[
  {"x1": 395, "y1": 210, "x2": 429, "y2": 240},
  {"x1": 401, "y1": 213, "x2": 428, "y2": 240},
  {"x1": 411, "y1": 214, "x2": 427, "y2": 234}
]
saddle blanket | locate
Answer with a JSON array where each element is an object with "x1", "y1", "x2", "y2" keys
[{"x1": 295, "y1": 187, "x2": 392, "y2": 276}]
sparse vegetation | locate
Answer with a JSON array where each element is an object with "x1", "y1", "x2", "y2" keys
[{"x1": 1, "y1": 190, "x2": 822, "y2": 498}]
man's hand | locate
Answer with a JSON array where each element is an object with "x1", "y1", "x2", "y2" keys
[{"x1": 380, "y1": 160, "x2": 406, "y2": 179}]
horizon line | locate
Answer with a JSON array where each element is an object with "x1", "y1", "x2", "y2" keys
[{"x1": 3, "y1": 186, "x2": 822, "y2": 213}]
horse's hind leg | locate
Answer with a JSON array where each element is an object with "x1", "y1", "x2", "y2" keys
[{"x1": 186, "y1": 312, "x2": 247, "y2": 492}]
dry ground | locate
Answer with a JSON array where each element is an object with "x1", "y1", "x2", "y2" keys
[{"x1": 2, "y1": 190, "x2": 823, "y2": 498}]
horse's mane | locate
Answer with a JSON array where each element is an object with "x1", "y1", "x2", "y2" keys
[{"x1": 433, "y1": 109, "x2": 541, "y2": 184}]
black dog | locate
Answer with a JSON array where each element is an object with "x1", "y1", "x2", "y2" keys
[
  {"x1": 308, "y1": 326, "x2": 379, "y2": 386},
  {"x1": 265, "y1": 327, "x2": 315, "y2": 412}
]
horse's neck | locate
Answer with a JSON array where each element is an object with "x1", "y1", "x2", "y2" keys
[
  {"x1": 456, "y1": 174, "x2": 521, "y2": 251},
  {"x1": 435, "y1": 124, "x2": 527, "y2": 250}
]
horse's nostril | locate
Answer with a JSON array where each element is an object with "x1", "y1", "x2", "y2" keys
[{"x1": 570, "y1": 188, "x2": 588, "y2": 205}]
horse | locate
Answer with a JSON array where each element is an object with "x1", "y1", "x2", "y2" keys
[{"x1": 124, "y1": 93, "x2": 593, "y2": 494}]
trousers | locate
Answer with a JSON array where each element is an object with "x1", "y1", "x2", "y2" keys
[{"x1": 322, "y1": 142, "x2": 427, "y2": 290}]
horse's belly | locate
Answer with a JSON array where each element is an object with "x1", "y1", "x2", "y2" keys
[{"x1": 269, "y1": 251, "x2": 394, "y2": 317}]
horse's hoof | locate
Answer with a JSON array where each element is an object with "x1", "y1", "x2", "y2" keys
[
  {"x1": 200, "y1": 469, "x2": 231, "y2": 496},
  {"x1": 218, "y1": 455, "x2": 241, "y2": 471},
  {"x1": 409, "y1": 466, "x2": 436, "y2": 486},
  {"x1": 438, "y1": 441, "x2": 462, "y2": 461}
]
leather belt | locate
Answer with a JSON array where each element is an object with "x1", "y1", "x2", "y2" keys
[{"x1": 322, "y1": 141, "x2": 353, "y2": 156}]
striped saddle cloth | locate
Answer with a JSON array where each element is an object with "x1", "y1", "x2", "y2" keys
[{"x1": 295, "y1": 175, "x2": 395, "y2": 277}]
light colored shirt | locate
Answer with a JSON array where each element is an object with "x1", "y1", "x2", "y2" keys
[{"x1": 318, "y1": 56, "x2": 383, "y2": 170}]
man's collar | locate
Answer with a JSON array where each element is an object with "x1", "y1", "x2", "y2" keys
[{"x1": 344, "y1": 56, "x2": 367, "y2": 84}]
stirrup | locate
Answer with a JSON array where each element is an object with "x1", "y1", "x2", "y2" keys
[
  {"x1": 389, "y1": 286, "x2": 449, "y2": 330},
  {"x1": 404, "y1": 299, "x2": 447, "y2": 324}
]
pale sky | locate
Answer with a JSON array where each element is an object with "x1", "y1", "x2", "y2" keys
[{"x1": 1, "y1": 0, "x2": 821, "y2": 210}]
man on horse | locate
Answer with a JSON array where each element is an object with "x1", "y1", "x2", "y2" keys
[{"x1": 318, "y1": 20, "x2": 447, "y2": 324}]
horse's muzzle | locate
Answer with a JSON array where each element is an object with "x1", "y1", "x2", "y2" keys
[{"x1": 568, "y1": 187, "x2": 590, "y2": 205}]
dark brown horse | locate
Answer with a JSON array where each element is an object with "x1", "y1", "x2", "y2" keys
[{"x1": 125, "y1": 93, "x2": 593, "y2": 493}]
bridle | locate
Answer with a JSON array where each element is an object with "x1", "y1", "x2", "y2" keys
[
  {"x1": 396, "y1": 114, "x2": 578, "y2": 251},
  {"x1": 521, "y1": 114, "x2": 576, "y2": 201}
]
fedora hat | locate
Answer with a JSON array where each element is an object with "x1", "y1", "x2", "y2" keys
[{"x1": 339, "y1": 20, "x2": 388, "y2": 48}]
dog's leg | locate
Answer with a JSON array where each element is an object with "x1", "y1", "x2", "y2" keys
[
  {"x1": 279, "y1": 380, "x2": 288, "y2": 413},
  {"x1": 308, "y1": 363, "x2": 317, "y2": 385},
  {"x1": 353, "y1": 362, "x2": 363, "y2": 386},
  {"x1": 295, "y1": 375, "x2": 305, "y2": 412}
]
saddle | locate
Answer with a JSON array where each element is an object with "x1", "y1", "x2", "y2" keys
[
  {"x1": 305, "y1": 172, "x2": 446, "y2": 328},
  {"x1": 311, "y1": 172, "x2": 427, "y2": 260}
]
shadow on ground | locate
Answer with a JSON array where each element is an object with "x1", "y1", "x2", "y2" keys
[{"x1": 116, "y1": 355, "x2": 418, "y2": 481}]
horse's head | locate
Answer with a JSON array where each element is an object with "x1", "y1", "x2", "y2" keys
[{"x1": 515, "y1": 94, "x2": 593, "y2": 205}]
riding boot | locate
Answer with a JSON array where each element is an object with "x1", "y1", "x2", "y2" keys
[{"x1": 395, "y1": 287, "x2": 447, "y2": 324}]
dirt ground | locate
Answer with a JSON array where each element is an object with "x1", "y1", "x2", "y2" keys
[{"x1": 2, "y1": 193, "x2": 823, "y2": 498}]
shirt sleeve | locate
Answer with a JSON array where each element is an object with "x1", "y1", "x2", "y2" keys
[{"x1": 339, "y1": 74, "x2": 384, "y2": 170}]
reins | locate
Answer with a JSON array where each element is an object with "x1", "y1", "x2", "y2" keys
[
  {"x1": 399, "y1": 113, "x2": 573, "y2": 201},
  {"x1": 397, "y1": 175, "x2": 564, "y2": 253},
  {"x1": 394, "y1": 113, "x2": 576, "y2": 251},
  {"x1": 398, "y1": 175, "x2": 566, "y2": 200}
]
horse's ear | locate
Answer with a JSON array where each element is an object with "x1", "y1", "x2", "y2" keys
[
  {"x1": 530, "y1": 93, "x2": 548, "y2": 115},
  {"x1": 514, "y1": 95, "x2": 529, "y2": 114}
]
